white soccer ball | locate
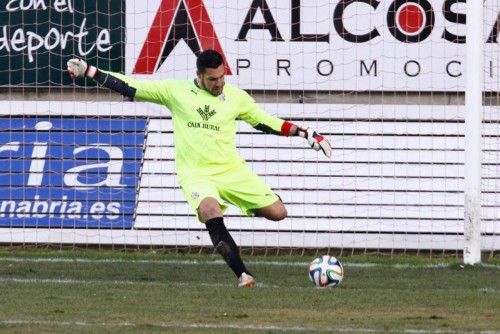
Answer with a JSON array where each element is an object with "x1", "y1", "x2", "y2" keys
[{"x1": 308, "y1": 255, "x2": 344, "y2": 287}]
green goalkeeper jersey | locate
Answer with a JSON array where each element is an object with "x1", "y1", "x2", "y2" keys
[{"x1": 105, "y1": 73, "x2": 284, "y2": 177}]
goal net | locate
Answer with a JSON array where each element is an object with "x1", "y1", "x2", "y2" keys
[{"x1": 0, "y1": 0, "x2": 498, "y2": 255}]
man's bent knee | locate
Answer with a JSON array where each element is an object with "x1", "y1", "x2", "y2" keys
[
  {"x1": 255, "y1": 200, "x2": 288, "y2": 221},
  {"x1": 268, "y1": 205, "x2": 287, "y2": 221},
  {"x1": 198, "y1": 197, "x2": 223, "y2": 223}
]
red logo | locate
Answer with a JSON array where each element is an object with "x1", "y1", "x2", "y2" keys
[
  {"x1": 396, "y1": 3, "x2": 426, "y2": 35},
  {"x1": 133, "y1": 0, "x2": 231, "y2": 74}
]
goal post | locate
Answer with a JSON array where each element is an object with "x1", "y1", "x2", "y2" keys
[{"x1": 464, "y1": 0, "x2": 483, "y2": 265}]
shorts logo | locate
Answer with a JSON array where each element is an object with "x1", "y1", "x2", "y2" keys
[
  {"x1": 191, "y1": 192, "x2": 200, "y2": 200},
  {"x1": 197, "y1": 105, "x2": 216, "y2": 121}
]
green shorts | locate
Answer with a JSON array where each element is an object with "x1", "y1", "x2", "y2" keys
[{"x1": 179, "y1": 163, "x2": 279, "y2": 221}]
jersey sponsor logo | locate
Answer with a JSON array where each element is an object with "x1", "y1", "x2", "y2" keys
[
  {"x1": 133, "y1": 0, "x2": 232, "y2": 75},
  {"x1": 0, "y1": 117, "x2": 147, "y2": 229},
  {"x1": 187, "y1": 122, "x2": 220, "y2": 132},
  {"x1": 197, "y1": 105, "x2": 216, "y2": 121}
]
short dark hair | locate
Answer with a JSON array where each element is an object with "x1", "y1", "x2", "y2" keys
[{"x1": 196, "y1": 50, "x2": 224, "y2": 73}]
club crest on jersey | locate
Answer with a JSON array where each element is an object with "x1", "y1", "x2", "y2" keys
[{"x1": 197, "y1": 105, "x2": 216, "y2": 121}]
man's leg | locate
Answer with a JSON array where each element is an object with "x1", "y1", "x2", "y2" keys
[
  {"x1": 214, "y1": 164, "x2": 287, "y2": 221},
  {"x1": 253, "y1": 199, "x2": 288, "y2": 221},
  {"x1": 197, "y1": 197, "x2": 224, "y2": 222},
  {"x1": 198, "y1": 198, "x2": 255, "y2": 286}
]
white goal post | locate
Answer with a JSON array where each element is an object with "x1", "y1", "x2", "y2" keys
[{"x1": 464, "y1": 0, "x2": 483, "y2": 264}]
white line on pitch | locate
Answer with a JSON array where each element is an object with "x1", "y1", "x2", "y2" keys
[
  {"x1": 0, "y1": 277, "x2": 279, "y2": 289},
  {"x1": 1, "y1": 256, "x2": 496, "y2": 269},
  {"x1": 0, "y1": 320, "x2": 319, "y2": 332},
  {"x1": 2, "y1": 276, "x2": 497, "y2": 293},
  {"x1": 2, "y1": 319, "x2": 495, "y2": 333}
]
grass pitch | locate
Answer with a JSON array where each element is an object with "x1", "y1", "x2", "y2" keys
[{"x1": 0, "y1": 249, "x2": 498, "y2": 333}]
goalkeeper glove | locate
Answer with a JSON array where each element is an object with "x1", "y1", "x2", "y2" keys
[
  {"x1": 297, "y1": 127, "x2": 332, "y2": 158},
  {"x1": 67, "y1": 58, "x2": 96, "y2": 79}
]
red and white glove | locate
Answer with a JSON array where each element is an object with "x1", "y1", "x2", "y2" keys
[
  {"x1": 67, "y1": 58, "x2": 96, "y2": 79},
  {"x1": 297, "y1": 127, "x2": 332, "y2": 158}
]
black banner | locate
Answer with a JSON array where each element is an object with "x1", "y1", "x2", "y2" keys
[{"x1": 0, "y1": 0, "x2": 125, "y2": 86}]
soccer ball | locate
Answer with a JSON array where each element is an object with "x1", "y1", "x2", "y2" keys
[{"x1": 308, "y1": 255, "x2": 344, "y2": 287}]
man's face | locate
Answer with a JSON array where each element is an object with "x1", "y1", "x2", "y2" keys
[{"x1": 197, "y1": 64, "x2": 225, "y2": 96}]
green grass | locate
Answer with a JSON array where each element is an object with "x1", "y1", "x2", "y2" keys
[{"x1": 0, "y1": 249, "x2": 498, "y2": 333}]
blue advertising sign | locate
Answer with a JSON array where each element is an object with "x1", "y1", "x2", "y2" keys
[{"x1": 0, "y1": 117, "x2": 146, "y2": 228}]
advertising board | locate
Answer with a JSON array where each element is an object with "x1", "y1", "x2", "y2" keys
[{"x1": 0, "y1": 117, "x2": 146, "y2": 228}]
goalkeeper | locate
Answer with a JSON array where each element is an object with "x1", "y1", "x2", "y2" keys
[{"x1": 67, "y1": 50, "x2": 331, "y2": 288}]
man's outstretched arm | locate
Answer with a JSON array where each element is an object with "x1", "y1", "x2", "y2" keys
[
  {"x1": 67, "y1": 59, "x2": 136, "y2": 98},
  {"x1": 279, "y1": 121, "x2": 332, "y2": 158},
  {"x1": 67, "y1": 59, "x2": 170, "y2": 105},
  {"x1": 254, "y1": 120, "x2": 332, "y2": 158},
  {"x1": 238, "y1": 95, "x2": 332, "y2": 158}
]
